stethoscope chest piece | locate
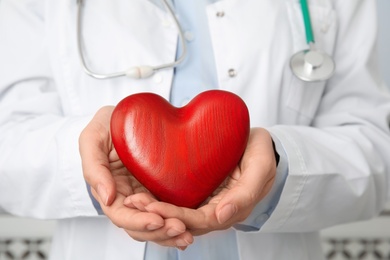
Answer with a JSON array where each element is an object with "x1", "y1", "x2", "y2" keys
[{"x1": 290, "y1": 49, "x2": 335, "y2": 82}]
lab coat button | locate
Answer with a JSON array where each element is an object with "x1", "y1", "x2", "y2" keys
[
  {"x1": 184, "y1": 31, "x2": 195, "y2": 42},
  {"x1": 216, "y1": 11, "x2": 225, "y2": 17},
  {"x1": 162, "y1": 19, "x2": 173, "y2": 28},
  {"x1": 321, "y1": 23, "x2": 330, "y2": 33},
  {"x1": 153, "y1": 74, "x2": 163, "y2": 84},
  {"x1": 228, "y1": 68, "x2": 237, "y2": 77}
]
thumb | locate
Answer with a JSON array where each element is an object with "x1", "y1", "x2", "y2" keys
[
  {"x1": 79, "y1": 106, "x2": 117, "y2": 206},
  {"x1": 216, "y1": 203, "x2": 238, "y2": 225},
  {"x1": 214, "y1": 183, "x2": 262, "y2": 225},
  {"x1": 80, "y1": 142, "x2": 117, "y2": 206},
  {"x1": 215, "y1": 165, "x2": 275, "y2": 225},
  {"x1": 86, "y1": 168, "x2": 116, "y2": 207},
  {"x1": 215, "y1": 128, "x2": 277, "y2": 224}
]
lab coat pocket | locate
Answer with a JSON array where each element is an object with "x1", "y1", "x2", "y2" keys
[
  {"x1": 284, "y1": 0, "x2": 337, "y2": 124},
  {"x1": 286, "y1": 77, "x2": 326, "y2": 124}
]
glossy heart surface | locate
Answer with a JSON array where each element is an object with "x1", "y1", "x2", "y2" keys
[{"x1": 111, "y1": 90, "x2": 250, "y2": 208}]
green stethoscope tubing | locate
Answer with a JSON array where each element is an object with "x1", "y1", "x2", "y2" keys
[{"x1": 301, "y1": 0, "x2": 315, "y2": 44}]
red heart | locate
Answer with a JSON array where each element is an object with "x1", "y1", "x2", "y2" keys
[{"x1": 110, "y1": 90, "x2": 250, "y2": 208}]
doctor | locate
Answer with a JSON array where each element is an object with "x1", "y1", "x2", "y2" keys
[{"x1": 1, "y1": 0, "x2": 390, "y2": 260}]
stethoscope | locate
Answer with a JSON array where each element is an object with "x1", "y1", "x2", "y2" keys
[
  {"x1": 76, "y1": 0, "x2": 187, "y2": 79},
  {"x1": 76, "y1": 0, "x2": 335, "y2": 82}
]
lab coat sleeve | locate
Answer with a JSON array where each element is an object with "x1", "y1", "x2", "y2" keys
[
  {"x1": 0, "y1": 0, "x2": 97, "y2": 218},
  {"x1": 260, "y1": 0, "x2": 390, "y2": 232}
]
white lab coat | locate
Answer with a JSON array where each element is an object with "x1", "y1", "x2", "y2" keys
[{"x1": 1, "y1": 0, "x2": 390, "y2": 259}]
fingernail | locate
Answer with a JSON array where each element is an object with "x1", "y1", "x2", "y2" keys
[
  {"x1": 167, "y1": 228, "x2": 185, "y2": 237},
  {"x1": 146, "y1": 223, "x2": 163, "y2": 231},
  {"x1": 175, "y1": 239, "x2": 190, "y2": 247},
  {"x1": 97, "y1": 184, "x2": 108, "y2": 206},
  {"x1": 217, "y1": 204, "x2": 237, "y2": 224},
  {"x1": 176, "y1": 246, "x2": 187, "y2": 251}
]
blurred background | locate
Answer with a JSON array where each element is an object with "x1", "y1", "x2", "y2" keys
[
  {"x1": 0, "y1": 0, "x2": 389, "y2": 259},
  {"x1": 378, "y1": 0, "x2": 390, "y2": 87}
]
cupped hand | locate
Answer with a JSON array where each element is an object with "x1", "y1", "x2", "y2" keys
[
  {"x1": 124, "y1": 127, "x2": 277, "y2": 236},
  {"x1": 79, "y1": 106, "x2": 193, "y2": 248}
]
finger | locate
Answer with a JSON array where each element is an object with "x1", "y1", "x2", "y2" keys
[
  {"x1": 153, "y1": 231, "x2": 193, "y2": 248},
  {"x1": 97, "y1": 192, "x2": 166, "y2": 232},
  {"x1": 145, "y1": 202, "x2": 219, "y2": 233},
  {"x1": 79, "y1": 106, "x2": 116, "y2": 206},
  {"x1": 125, "y1": 218, "x2": 193, "y2": 247},
  {"x1": 124, "y1": 193, "x2": 159, "y2": 211},
  {"x1": 127, "y1": 230, "x2": 193, "y2": 248}
]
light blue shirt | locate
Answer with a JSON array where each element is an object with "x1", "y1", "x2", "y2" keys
[{"x1": 169, "y1": 0, "x2": 219, "y2": 107}]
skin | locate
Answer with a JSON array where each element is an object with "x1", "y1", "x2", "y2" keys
[{"x1": 79, "y1": 106, "x2": 277, "y2": 249}]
